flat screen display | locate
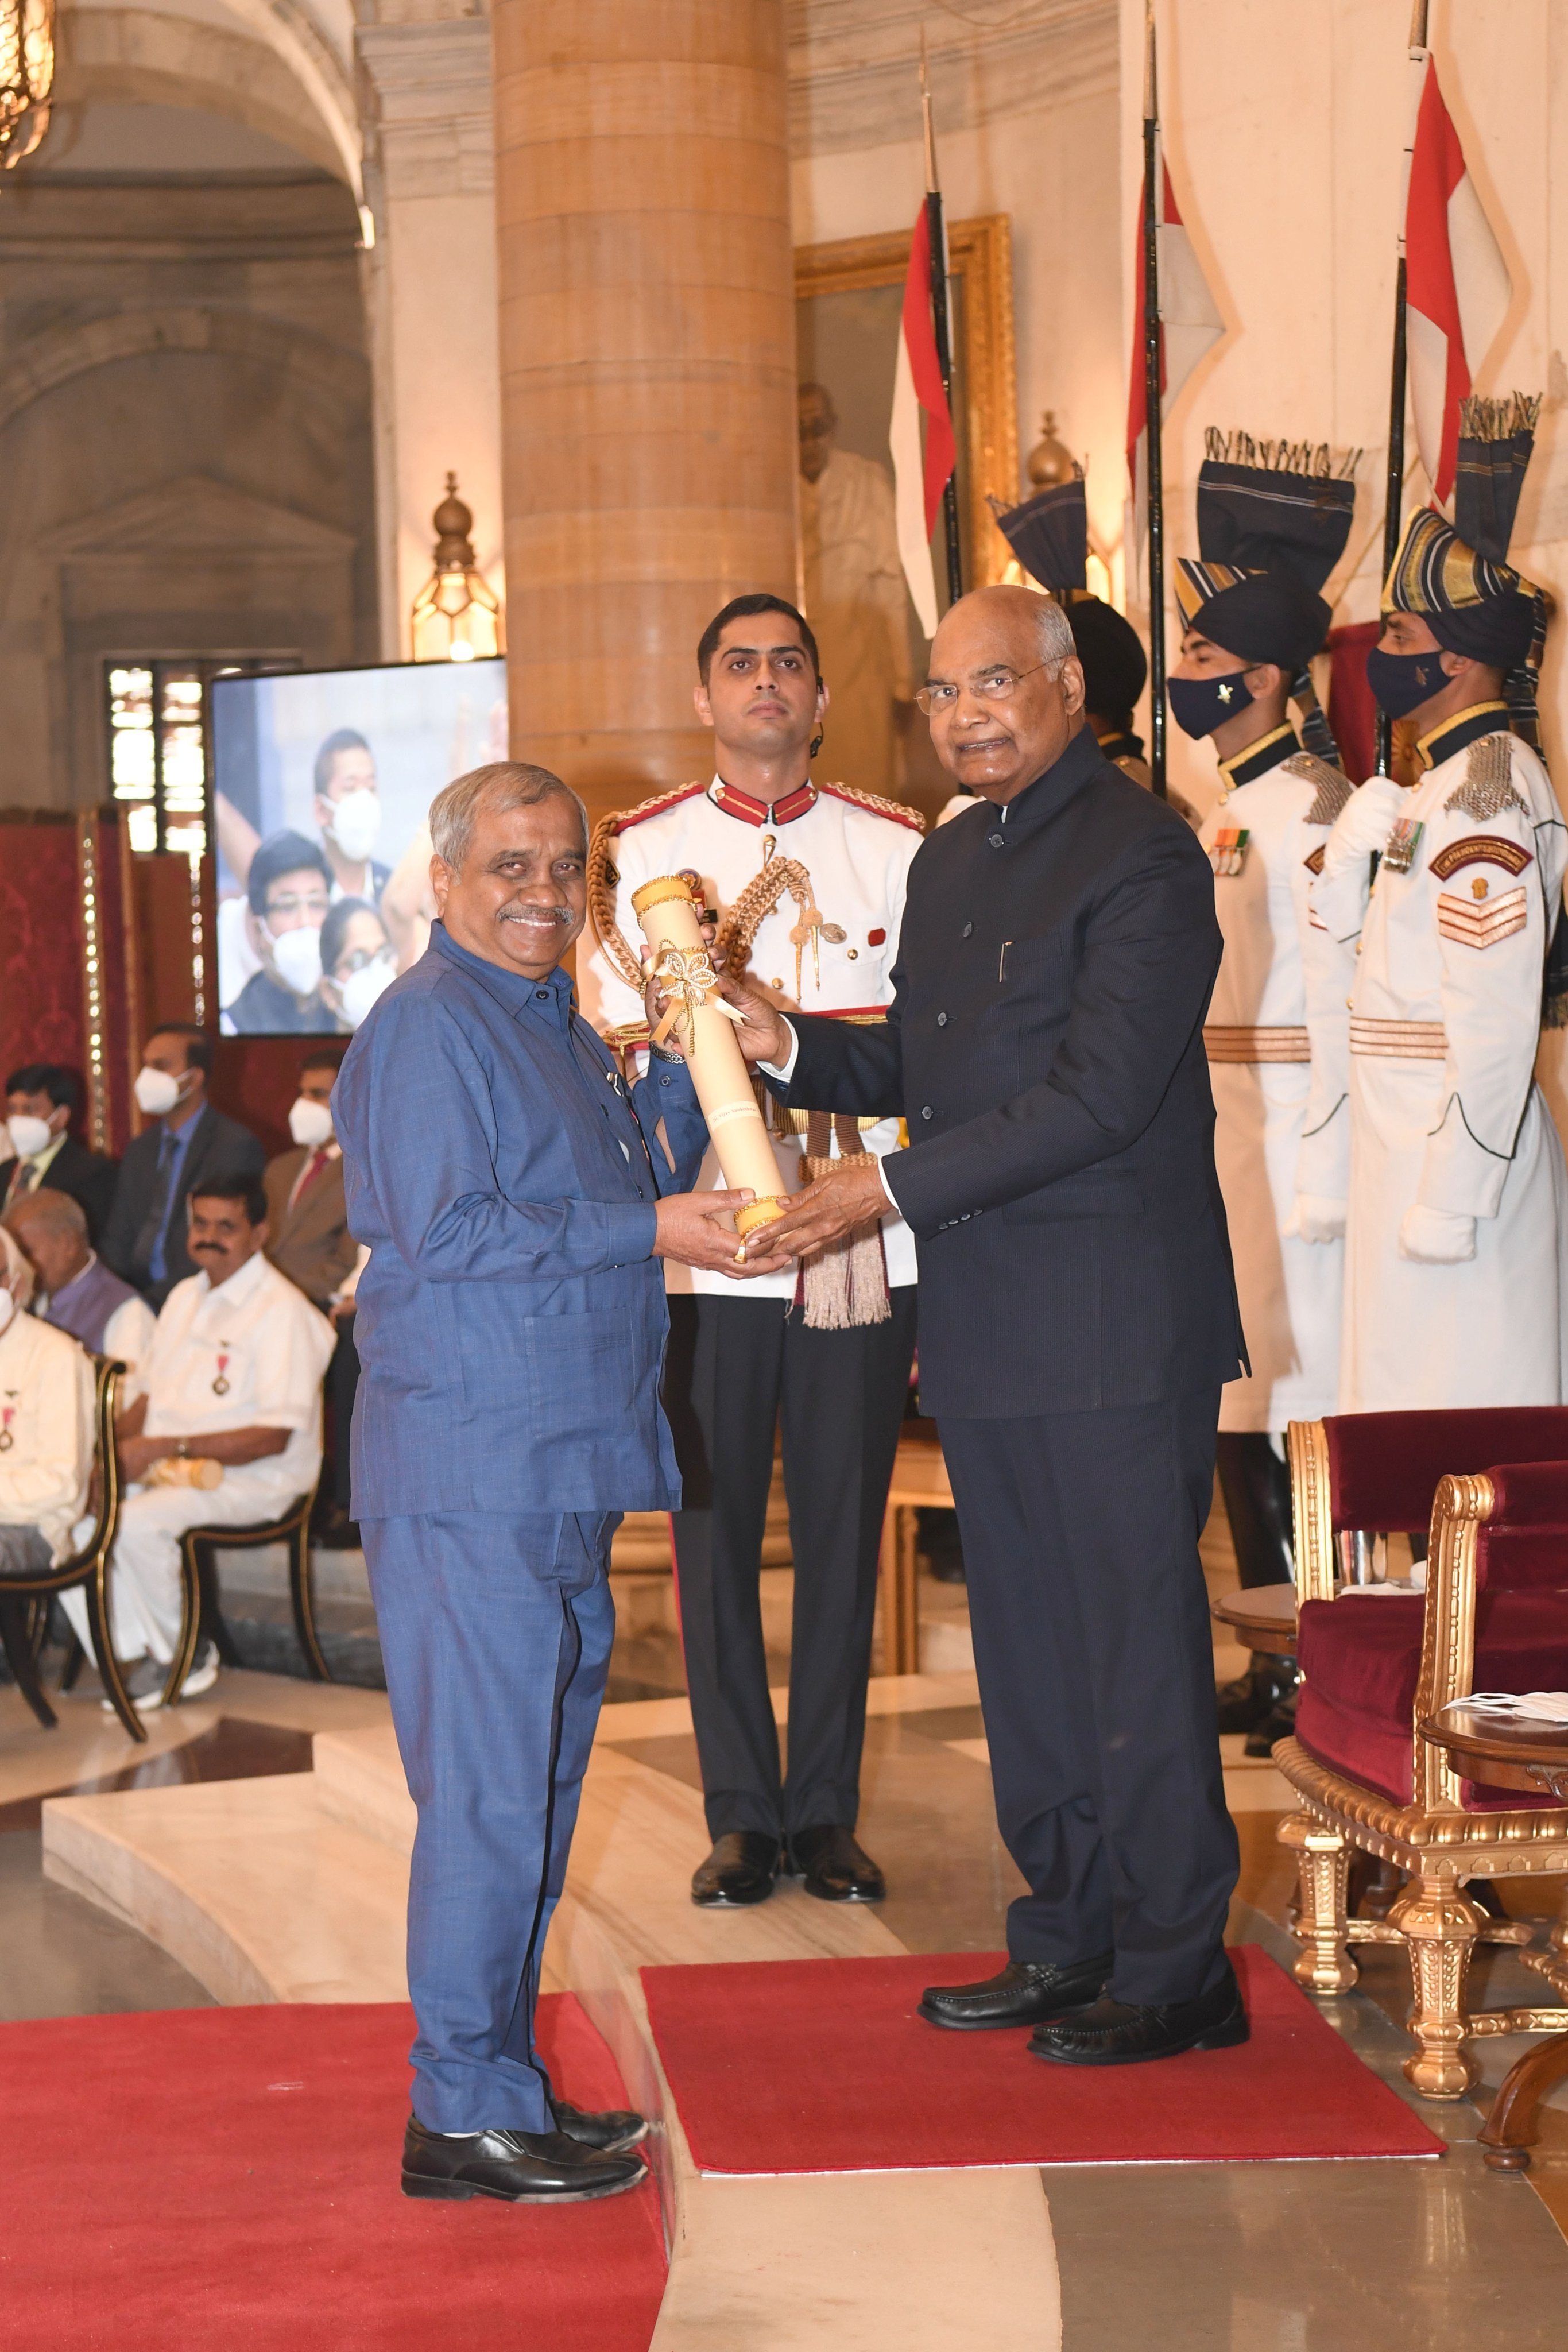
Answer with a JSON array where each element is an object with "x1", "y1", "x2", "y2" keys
[{"x1": 211, "y1": 657, "x2": 508, "y2": 1036}]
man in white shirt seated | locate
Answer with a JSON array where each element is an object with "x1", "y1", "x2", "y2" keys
[
  {"x1": 0, "y1": 1228, "x2": 94, "y2": 1580},
  {"x1": 61, "y1": 1172, "x2": 335, "y2": 1710},
  {"x1": 6, "y1": 1188, "x2": 157, "y2": 1403}
]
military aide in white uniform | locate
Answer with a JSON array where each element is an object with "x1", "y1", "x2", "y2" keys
[
  {"x1": 1315, "y1": 401, "x2": 1568, "y2": 1412},
  {"x1": 580, "y1": 592, "x2": 922, "y2": 1910},
  {"x1": 62, "y1": 1171, "x2": 334, "y2": 1703},
  {"x1": 1165, "y1": 440, "x2": 1359, "y2": 1633}
]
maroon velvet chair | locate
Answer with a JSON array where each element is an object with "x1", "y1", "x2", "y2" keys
[{"x1": 1278, "y1": 1413, "x2": 1568, "y2": 2098}]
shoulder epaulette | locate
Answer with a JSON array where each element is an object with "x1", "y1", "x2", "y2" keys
[
  {"x1": 1282, "y1": 751, "x2": 1351, "y2": 827},
  {"x1": 610, "y1": 780, "x2": 708, "y2": 834},
  {"x1": 817, "y1": 780, "x2": 926, "y2": 834},
  {"x1": 1445, "y1": 734, "x2": 1528, "y2": 824}
]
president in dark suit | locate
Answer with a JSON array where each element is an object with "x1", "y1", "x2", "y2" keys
[
  {"x1": 334, "y1": 760, "x2": 765, "y2": 2206},
  {"x1": 101, "y1": 1026, "x2": 265, "y2": 1307},
  {"x1": 731, "y1": 585, "x2": 1248, "y2": 2067}
]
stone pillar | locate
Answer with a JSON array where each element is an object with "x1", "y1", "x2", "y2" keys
[{"x1": 493, "y1": 0, "x2": 797, "y2": 819}]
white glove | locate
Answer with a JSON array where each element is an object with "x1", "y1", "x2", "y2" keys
[
  {"x1": 1325, "y1": 773, "x2": 1405, "y2": 865},
  {"x1": 1398, "y1": 1204, "x2": 1476, "y2": 1264},
  {"x1": 1285, "y1": 1194, "x2": 1346, "y2": 1244}
]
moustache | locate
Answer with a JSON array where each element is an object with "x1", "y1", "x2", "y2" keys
[{"x1": 501, "y1": 904, "x2": 574, "y2": 924}]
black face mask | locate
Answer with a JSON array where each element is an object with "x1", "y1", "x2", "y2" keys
[
  {"x1": 1366, "y1": 644, "x2": 1446, "y2": 720},
  {"x1": 1168, "y1": 669, "x2": 1255, "y2": 740}
]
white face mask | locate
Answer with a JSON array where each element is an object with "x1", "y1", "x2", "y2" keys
[
  {"x1": 272, "y1": 924, "x2": 324, "y2": 997},
  {"x1": 338, "y1": 955, "x2": 396, "y2": 1029},
  {"x1": 6, "y1": 1113, "x2": 53, "y2": 1160},
  {"x1": 134, "y1": 1065, "x2": 183, "y2": 1117},
  {"x1": 326, "y1": 789, "x2": 381, "y2": 865},
  {"x1": 288, "y1": 1095, "x2": 335, "y2": 1149}
]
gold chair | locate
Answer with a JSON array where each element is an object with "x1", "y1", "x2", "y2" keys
[
  {"x1": 1278, "y1": 1414, "x2": 1568, "y2": 2096},
  {"x1": 162, "y1": 1464, "x2": 330, "y2": 1704},
  {"x1": 0, "y1": 1358, "x2": 143, "y2": 1740}
]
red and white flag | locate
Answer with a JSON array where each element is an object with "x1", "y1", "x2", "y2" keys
[
  {"x1": 889, "y1": 204, "x2": 957, "y2": 638},
  {"x1": 1125, "y1": 149, "x2": 1223, "y2": 534},
  {"x1": 1404, "y1": 55, "x2": 1511, "y2": 505}
]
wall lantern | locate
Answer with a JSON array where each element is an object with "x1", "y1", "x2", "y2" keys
[
  {"x1": 409, "y1": 474, "x2": 504, "y2": 662},
  {"x1": 0, "y1": 0, "x2": 53, "y2": 166}
]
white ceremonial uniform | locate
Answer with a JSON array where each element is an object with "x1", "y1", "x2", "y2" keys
[
  {"x1": 1314, "y1": 715, "x2": 1568, "y2": 1410},
  {"x1": 580, "y1": 776, "x2": 923, "y2": 1301},
  {"x1": 0, "y1": 1312, "x2": 94, "y2": 1561},
  {"x1": 1198, "y1": 732, "x2": 1357, "y2": 1430},
  {"x1": 65, "y1": 1249, "x2": 335, "y2": 1663}
]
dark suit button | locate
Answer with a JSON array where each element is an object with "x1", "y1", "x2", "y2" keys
[
  {"x1": 536, "y1": 988, "x2": 549, "y2": 999},
  {"x1": 936, "y1": 1012, "x2": 947, "y2": 1027},
  {"x1": 921, "y1": 1105, "x2": 933, "y2": 1121},
  {"x1": 988, "y1": 833, "x2": 1004, "y2": 848},
  {"x1": 962, "y1": 922, "x2": 973, "y2": 938},
  {"x1": 660, "y1": 1074, "x2": 672, "y2": 1086}
]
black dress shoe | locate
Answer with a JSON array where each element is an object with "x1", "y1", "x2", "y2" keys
[
  {"x1": 1029, "y1": 1960, "x2": 1248, "y2": 2067},
  {"x1": 690, "y1": 1831, "x2": 781, "y2": 1907},
  {"x1": 787, "y1": 1824, "x2": 885, "y2": 1903},
  {"x1": 309, "y1": 1501, "x2": 362, "y2": 1551},
  {"x1": 552, "y1": 2098, "x2": 648, "y2": 2155},
  {"x1": 401, "y1": 2117, "x2": 647, "y2": 2202},
  {"x1": 919, "y1": 1952, "x2": 1113, "y2": 2031}
]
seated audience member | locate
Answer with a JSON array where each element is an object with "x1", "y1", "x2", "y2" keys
[
  {"x1": 2, "y1": 1065, "x2": 117, "y2": 1239},
  {"x1": 0, "y1": 1229, "x2": 94, "y2": 1581},
  {"x1": 225, "y1": 832, "x2": 338, "y2": 1037},
  {"x1": 5, "y1": 1189, "x2": 156, "y2": 1401},
  {"x1": 63, "y1": 1173, "x2": 335, "y2": 1709},
  {"x1": 102, "y1": 1026, "x2": 265, "y2": 1309},
  {"x1": 318, "y1": 897, "x2": 396, "y2": 1032},
  {"x1": 265, "y1": 1047, "x2": 361, "y2": 1546}
]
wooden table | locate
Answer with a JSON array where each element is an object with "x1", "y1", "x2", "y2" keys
[
  {"x1": 1419, "y1": 1705, "x2": 1568, "y2": 2176},
  {"x1": 1210, "y1": 1583, "x2": 1298, "y2": 1658},
  {"x1": 878, "y1": 1434, "x2": 953, "y2": 1676}
]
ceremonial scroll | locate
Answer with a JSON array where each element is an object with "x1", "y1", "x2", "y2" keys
[{"x1": 631, "y1": 875, "x2": 787, "y2": 1246}]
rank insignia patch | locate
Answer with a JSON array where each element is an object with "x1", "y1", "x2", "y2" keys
[
  {"x1": 1427, "y1": 833, "x2": 1534, "y2": 883},
  {"x1": 1209, "y1": 827, "x2": 1249, "y2": 878},
  {"x1": 1437, "y1": 884, "x2": 1528, "y2": 950},
  {"x1": 1303, "y1": 845, "x2": 1325, "y2": 876},
  {"x1": 1380, "y1": 818, "x2": 1424, "y2": 875}
]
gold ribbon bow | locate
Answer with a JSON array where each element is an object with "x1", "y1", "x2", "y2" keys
[{"x1": 649, "y1": 941, "x2": 744, "y2": 1054}]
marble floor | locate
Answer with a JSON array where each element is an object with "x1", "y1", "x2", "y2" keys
[{"x1": 2, "y1": 1514, "x2": 1566, "y2": 2347}]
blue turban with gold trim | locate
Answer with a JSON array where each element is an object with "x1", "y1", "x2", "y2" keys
[
  {"x1": 1175, "y1": 434, "x2": 1357, "y2": 672},
  {"x1": 1384, "y1": 394, "x2": 1545, "y2": 676}
]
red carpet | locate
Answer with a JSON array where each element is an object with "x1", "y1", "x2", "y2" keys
[
  {"x1": 0, "y1": 1996, "x2": 665, "y2": 2351},
  {"x1": 641, "y1": 1944, "x2": 1444, "y2": 2172}
]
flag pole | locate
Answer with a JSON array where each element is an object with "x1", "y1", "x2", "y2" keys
[
  {"x1": 921, "y1": 36, "x2": 964, "y2": 609},
  {"x1": 1376, "y1": 0, "x2": 1430, "y2": 778},
  {"x1": 1142, "y1": 5, "x2": 1167, "y2": 798}
]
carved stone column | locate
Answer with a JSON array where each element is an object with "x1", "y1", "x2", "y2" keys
[{"x1": 492, "y1": 0, "x2": 796, "y2": 818}]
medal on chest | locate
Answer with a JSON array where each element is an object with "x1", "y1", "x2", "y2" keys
[
  {"x1": 1380, "y1": 817, "x2": 1424, "y2": 875},
  {"x1": 212, "y1": 1348, "x2": 231, "y2": 1398},
  {"x1": 1209, "y1": 827, "x2": 1250, "y2": 879},
  {"x1": 0, "y1": 1393, "x2": 15, "y2": 1452}
]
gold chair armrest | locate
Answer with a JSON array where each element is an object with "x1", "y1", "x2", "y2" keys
[
  {"x1": 1413, "y1": 1471, "x2": 1493, "y2": 1811},
  {"x1": 1288, "y1": 1419, "x2": 1336, "y2": 1603}
]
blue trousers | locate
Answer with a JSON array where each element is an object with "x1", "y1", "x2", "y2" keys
[{"x1": 363, "y1": 1511, "x2": 617, "y2": 2133}]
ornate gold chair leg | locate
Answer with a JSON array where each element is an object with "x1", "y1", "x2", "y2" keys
[
  {"x1": 160, "y1": 1533, "x2": 205, "y2": 1710},
  {"x1": 1388, "y1": 1873, "x2": 1485, "y2": 2097},
  {"x1": 1277, "y1": 1813, "x2": 1358, "y2": 1993}
]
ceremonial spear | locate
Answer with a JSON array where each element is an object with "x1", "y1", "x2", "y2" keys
[
  {"x1": 1375, "y1": 0, "x2": 1430, "y2": 778},
  {"x1": 1141, "y1": 3, "x2": 1167, "y2": 798},
  {"x1": 920, "y1": 37, "x2": 964, "y2": 608}
]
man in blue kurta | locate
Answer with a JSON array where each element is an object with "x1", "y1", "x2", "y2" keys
[{"x1": 334, "y1": 761, "x2": 758, "y2": 2205}]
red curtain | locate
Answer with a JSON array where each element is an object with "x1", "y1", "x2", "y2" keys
[{"x1": 0, "y1": 816, "x2": 87, "y2": 1096}]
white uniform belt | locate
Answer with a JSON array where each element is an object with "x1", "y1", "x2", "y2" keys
[
  {"x1": 1203, "y1": 1025, "x2": 1311, "y2": 1064},
  {"x1": 1349, "y1": 1017, "x2": 1447, "y2": 1061}
]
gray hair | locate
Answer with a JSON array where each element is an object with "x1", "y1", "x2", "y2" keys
[
  {"x1": 5, "y1": 1185, "x2": 87, "y2": 1242},
  {"x1": 1036, "y1": 593, "x2": 1077, "y2": 671},
  {"x1": 428, "y1": 762, "x2": 590, "y2": 871}
]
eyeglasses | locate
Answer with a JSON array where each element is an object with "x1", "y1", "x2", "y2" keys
[{"x1": 915, "y1": 662, "x2": 1054, "y2": 717}]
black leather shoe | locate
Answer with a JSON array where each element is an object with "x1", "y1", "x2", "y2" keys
[
  {"x1": 552, "y1": 2098, "x2": 648, "y2": 2155},
  {"x1": 787, "y1": 1824, "x2": 885, "y2": 1903},
  {"x1": 919, "y1": 1952, "x2": 1113, "y2": 2031},
  {"x1": 401, "y1": 2117, "x2": 647, "y2": 2202},
  {"x1": 690, "y1": 1831, "x2": 781, "y2": 1907},
  {"x1": 1029, "y1": 1960, "x2": 1249, "y2": 2067}
]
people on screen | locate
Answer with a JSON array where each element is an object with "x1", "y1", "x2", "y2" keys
[{"x1": 224, "y1": 833, "x2": 338, "y2": 1036}]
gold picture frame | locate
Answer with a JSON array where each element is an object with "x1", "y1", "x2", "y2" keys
[{"x1": 795, "y1": 214, "x2": 1019, "y2": 593}]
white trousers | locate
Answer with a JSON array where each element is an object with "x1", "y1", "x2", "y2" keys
[{"x1": 62, "y1": 1475, "x2": 300, "y2": 1665}]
